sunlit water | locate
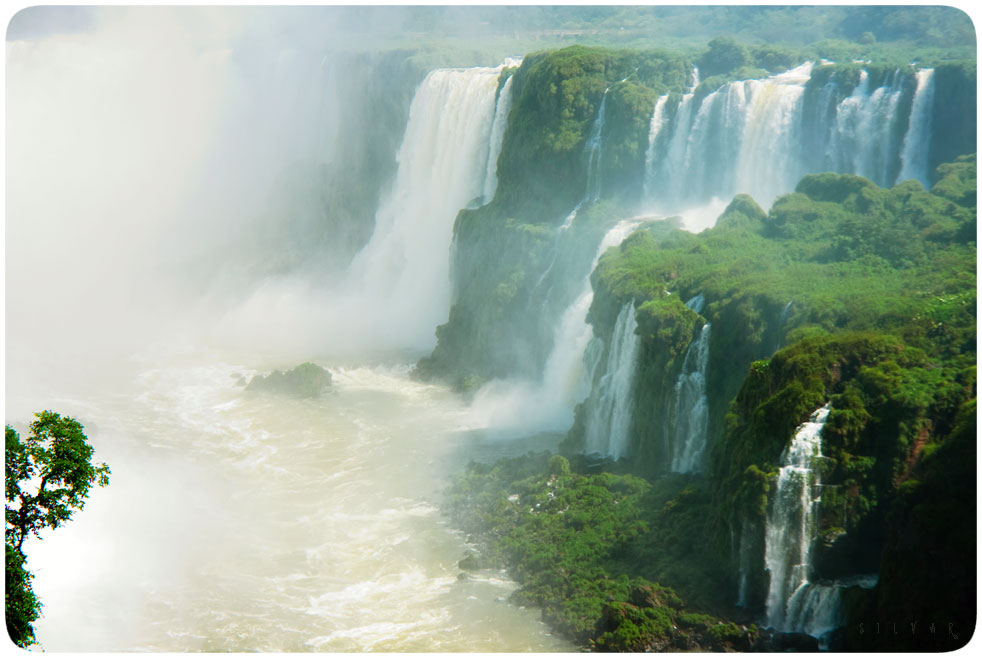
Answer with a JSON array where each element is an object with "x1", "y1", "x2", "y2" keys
[{"x1": 13, "y1": 349, "x2": 572, "y2": 652}]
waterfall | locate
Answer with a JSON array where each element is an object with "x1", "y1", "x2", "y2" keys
[
  {"x1": 829, "y1": 69, "x2": 905, "y2": 187},
  {"x1": 655, "y1": 91, "x2": 697, "y2": 207},
  {"x1": 643, "y1": 63, "x2": 938, "y2": 227},
  {"x1": 342, "y1": 62, "x2": 509, "y2": 348},
  {"x1": 764, "y1": 403, "x2": 831, "y2": 631},
  {"x1": 537, "y1": 219, "x2": 643, "y2": 423},
  {"x1": 642, "y1": 94, "x2": 670, "y2": 198},
  {"x1": 481, "y1": 70, "x2": 519, "y2": 203},
  {"x1": 670, "y1": 321, "x2": 711, "y2": 472},
  {"x1": 784, "y1": 574, "x2": 879, "y2": 646},
  {"x1": 552, "y1": 88, "x2": 611, "y2": 235},
  {"x1": 584, "y1": 88, "x2": 609, "y2": 202},
  {"x1": 470, "y1": 220, "x2": 642, "y2": 432},
  {"x1": 897, "y1": 68, "x2": 936, "y2": 187},
  {"x1": 647, "y1": 63, "x2": 813, "y2": 213},
  {"x1": 774, "y1": 300, "x2": 793, "y2": 352},
  {"x1": 583, "y1": 302, "x2": 641, "y2": 459},
  {"x1": 732, "y1": 64, "x2": 813, "y2": 204}
]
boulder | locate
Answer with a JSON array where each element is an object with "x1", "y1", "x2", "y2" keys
[{"x1": 246, "y1": 362, "x2": 333, "y2": 398}]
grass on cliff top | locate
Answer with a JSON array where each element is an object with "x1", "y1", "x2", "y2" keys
[{"x1": 593, "y1": 155, "x2": 977, "y2": 363}]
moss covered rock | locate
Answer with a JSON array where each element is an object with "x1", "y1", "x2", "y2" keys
[{"x1": 246, "y1": 362, "x2": 333, "y2": 399}]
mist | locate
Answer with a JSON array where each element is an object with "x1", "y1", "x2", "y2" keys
[
  {"x1": 8, "y1": 8, "x2": 385, "y2": 387},
  {"x1": 6, "y1": 4, "x2": 974, "y2": 653},
  {"x1": 5, "y1": 6, "x2": 578, "y2": 651}
]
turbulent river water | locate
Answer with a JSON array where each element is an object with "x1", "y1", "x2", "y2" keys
[{"x1": 12, "y1": 348, "x2": 572, "y2": 652}]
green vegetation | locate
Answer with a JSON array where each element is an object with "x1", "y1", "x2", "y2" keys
[
  {"x1": 446, "y1": 454, "x2": 757, "y2": 650},
  {"x1": 246, "y1": 362, "x2": 333, "y2": 399},
  {"x1": 416, "y1": 197, "x2": 643, "y2": 390},
  {"x1": 496, "y1": 46, "x2": 689, "y2": 217},
  {"x1": 447, "y1": 154, "x2": 975, "y2": 649},
  {"x1": 5, "y1": 412, "x2": 110, "y2": 647},
  {"x1": 346, "y1": 6, "x2": 975, "y2": 63},
  {"x1": 573, "y1": 156, "x2": 975, "y2": 474},
  {"x1": 421, "y1": 29, "x2": 974, "y2": 647},
  {"x1": 419, "y1": 35, "x2": 974, "y2": 393}
]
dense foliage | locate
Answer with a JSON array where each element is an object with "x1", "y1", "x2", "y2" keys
[
  {"x1": 572, "y1": 156, "x2": 975, "y2": 474},
  {"x1": 495, "y1": 45, "x2": 689, "y2": 217},
  {"x1": 420, "y1": 32, "x2": 975, "y2": 651},
  {"x1": 5, "y1": 412, "x2": 110, "y2": 647},
  {"x1": 417, "y1": 38, "x2": 975, "y2": 394},
  {"x1": 447, "y1": 454, "x2": 757, "y2": 651},
  {"x1": 448, "y1": 154, "x2": 975, "y2": 650}
]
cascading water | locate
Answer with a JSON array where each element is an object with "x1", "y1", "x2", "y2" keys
[
  {"x1": 685, "y1": 292, "x2": 705, "y2": 314},
  {"x1": 470, "y1": 220, "x2": 642, "y2": 433},
  {"x1": 583, "y1": 302, "x2": 641, "y2": 459},
  {"x1": 481, "y1": 65, "x2": 520, "y2": 203},
  {"x1": 531, "y1": 87, "x2": 613, "y2": 296},
  {"x1": 584, "y1": 88, "x2": 609, "y2": 203},
  {"x1": 784, "y1": 574, "x2": 879, "y2": 646},
  {"x1": 773, "y1": 300, "x2": 793, "y2": 352},
  {"x1": 643, "y1": 63, "x2": 936, "y2": 230},
  {"x1": 337, "y1": 62, "x2": 509, "y2": 349},
  {"x1": 647, "y1": 64, "x2": 813, "y2": 217},
  {"x1": 642, "y1": 94, "x2": 670, "y2": 198},
  {"x1": 897, "y1": 68, "x2": 936, "y2": 187},
  {"x1": 764, "y1": 404, "x2": 831, "y2": 632},
  {"x1": 829, "y1": 69, "x2": 906, "y2": 186},
  {"x1": 559, "y1": 88, "x2": 611, "y2": 228},
  {"x1": 8, "y1": 10, "x2": 574, "y2": 650},
  {"x1": 670, "y1": 319, "x2": 711, "y2": 472}
]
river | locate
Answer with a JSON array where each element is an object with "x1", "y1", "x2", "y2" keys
[{"x1": 11, "y1": 346, "x2": 572, "y2": 652}]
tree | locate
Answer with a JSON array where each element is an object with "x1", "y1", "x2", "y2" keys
[
  {"x1": 697, "y1": 36, "x2": 752, "y2": 78},
  {"x1": 5, "y1": 411, "x2": 110, "y2": 647},
  {"x1": 5, "y1": 543, "x2": 41, "y2": 647}
]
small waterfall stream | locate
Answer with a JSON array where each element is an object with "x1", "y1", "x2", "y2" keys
[
  {"x1": 584, "y1": 89, "x2": 609, "y2": 203},
  {"x1": 481, "y1": 65, "x2": 521, "y2": 203},
  {"x1": 670, "y1": 321, "x2": 711, "y2": 472},
  {"x1": 583, "y1": 302, "x2": 641, "y2": 459},
  {"x1": 470, "y1": 220, "x2": 642, "y2": 433},
  {"x1": 897, "y1": 68, "x2": 936, "y2": 187},
  {"x1": 764, "y1": 404, "x2": 831, "y2": 631}
]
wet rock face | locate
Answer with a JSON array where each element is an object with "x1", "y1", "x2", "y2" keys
[{"x1": 246, "y1": 362, "x2": 333, "y2": 398}]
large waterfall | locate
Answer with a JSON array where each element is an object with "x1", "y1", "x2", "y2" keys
[
  {"x1": 643, "y1": 62, "x2": 938, "y2": 227},
  {"x1": 645, "y1": 63, "x2": 814, "y2": 218},
  {"x1": 341, "y1": 63, "x2": 508, "y2": 349},
  {"x1": 828, "y1": 69, "x2": 905, "y2": 187},
  {"x1": 583, "y1": 302, "x2": 641, "y2": 459},
  {"x1": 764, "y1": 404, "x2": 831, "y2": 631}
]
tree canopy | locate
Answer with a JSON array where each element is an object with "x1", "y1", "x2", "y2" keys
[{"x1": 5, "y1": 411, "x2": 110, "y2": 647}]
